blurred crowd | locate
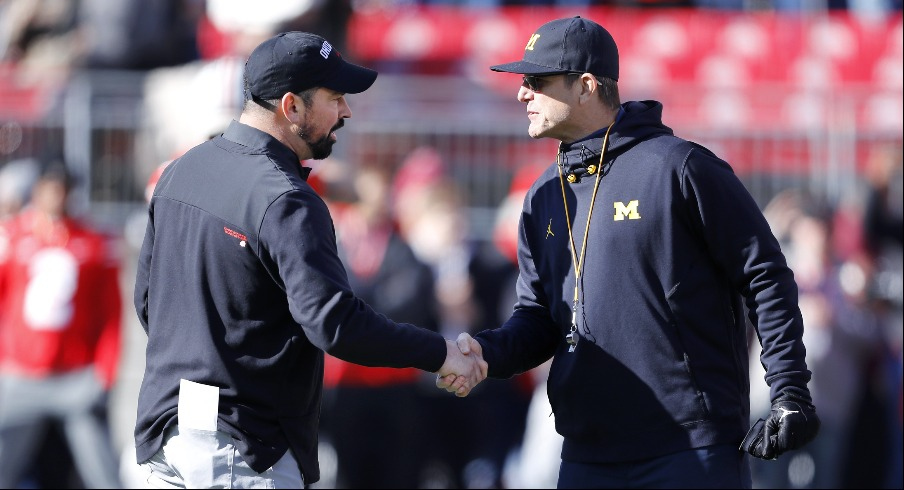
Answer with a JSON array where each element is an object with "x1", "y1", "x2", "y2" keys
[
  {"x1": 0, "y1": 0, "x2": 902, "y2": 489},
  {"x1": 2, "y1": 0, "x2": 901, "y2": 84},
  {"x1": 749, "y1": 143, "x2": 903, "y2": 489},
  {"x1": 0, "y1": 140, "x2": 900, "y2": 489},
  {"x1": 315, "y1": 141, "x2": 904, "y2": 489}
]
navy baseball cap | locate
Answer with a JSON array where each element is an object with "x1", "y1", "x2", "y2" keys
[
  {"x1": 490, "y1": 16, "x2": 619, "y2": 80},
  {"x1": 244, "y1": 32, "x2": 377, "y2": 100}
]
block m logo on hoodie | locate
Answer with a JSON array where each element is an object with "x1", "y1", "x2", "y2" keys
[{"x1": 613, "y1": 200, "x2": 641, "y2": 221}]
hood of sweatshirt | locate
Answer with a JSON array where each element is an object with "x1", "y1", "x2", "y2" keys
[{"x1": 558, "y1": 100, "x2": 674, "y2": 182}]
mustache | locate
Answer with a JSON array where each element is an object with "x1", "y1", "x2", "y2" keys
[{"x1": 331, "y1": 120, "x2": 345, "y2": 132}]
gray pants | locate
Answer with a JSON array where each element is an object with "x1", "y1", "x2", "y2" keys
[
  {"x1": 0, "y1": 366, "x2": 122, "y2": 489},
  {"x1": 139, "y1": 426, "x2": 304, "y2": 489}
]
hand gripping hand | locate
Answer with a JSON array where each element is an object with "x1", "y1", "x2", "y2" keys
[
  {"x1": 435, "y1": 332, "x2": 487, "y2": 397},
  {"x1": 435, "y1": 333, "x2": 488, "y2": 397},
  {"x1": 741, "y1": 391, "x2": 820, "y2": 460}
]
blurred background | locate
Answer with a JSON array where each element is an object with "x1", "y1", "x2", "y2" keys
[{"x1": 0, "y1": 0, "x2": 900, "y2": 488}]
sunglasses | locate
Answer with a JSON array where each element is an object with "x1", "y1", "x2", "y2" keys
[
  {"x1": 521, "y1": 75, "x2": 551, "y2": 93},
  {"x1": 521, "y1": 73, "x2": 605, "y2": 93}
]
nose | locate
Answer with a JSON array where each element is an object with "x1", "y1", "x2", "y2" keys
[
  {"x1": 339, "y1": 96, "x2": 352, "y2": 118},
  {"x1": 517, "y1": 86, "x2": 532, "y2": 103}
]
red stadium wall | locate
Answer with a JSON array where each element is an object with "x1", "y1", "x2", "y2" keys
[{"x1": 347, "y1": 7, "x2": 903, "y2": 136}]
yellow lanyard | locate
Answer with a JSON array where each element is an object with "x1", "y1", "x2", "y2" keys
[{"x1": 556, "y1": 123, "x2": 614, "y2": 351}]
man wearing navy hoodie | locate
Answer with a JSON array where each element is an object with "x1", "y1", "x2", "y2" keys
[{"x1": 438, "y1": 16, "x2": 819, "y2": 488}]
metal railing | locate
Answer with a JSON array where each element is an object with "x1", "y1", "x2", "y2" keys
[{"x1": 1, "y1": 70, "x2": 900, "y2": 240}]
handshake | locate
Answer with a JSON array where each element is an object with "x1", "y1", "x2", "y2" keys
[{"x1": 435, "y1": 333, "x2": 487, "y2": 397}]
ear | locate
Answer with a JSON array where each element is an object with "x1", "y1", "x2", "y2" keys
[
  {"x1": 279, "y1": 93, "x2": 303, "y2": 123},
  {"x1": 578, "y1": 73, "x2": 597, "y2": 104}
]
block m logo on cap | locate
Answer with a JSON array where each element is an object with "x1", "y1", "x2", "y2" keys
[{"x1": 525, "y1": 34, "x2": 540, "y2": 51}]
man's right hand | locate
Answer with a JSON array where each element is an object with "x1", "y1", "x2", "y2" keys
[{"x1": 436, "y1": 332, "x2": 487, "y2": 397}]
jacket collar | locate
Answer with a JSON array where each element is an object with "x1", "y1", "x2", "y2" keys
[
  {"x1": 557, "y1": 107, "x2": 624, "y2": 183},
  {"x1": 221, "y1": 120, "x2": 311, "y2": 180}
]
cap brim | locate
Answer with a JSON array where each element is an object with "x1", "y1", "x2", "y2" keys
[
  {"x1": 489, "y1": 60, "x2": 568, "y2": 76},
  {"x1": 321, "y1": 60, "x2": 378, "y2": 94}
]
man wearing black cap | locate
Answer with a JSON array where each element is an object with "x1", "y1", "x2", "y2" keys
[
  {"x1": 438, "y1": 16, "x2": 820, "y2": 488},
  {"x1": 133, "y1": 31, "x2": 487, "y2": 488}
]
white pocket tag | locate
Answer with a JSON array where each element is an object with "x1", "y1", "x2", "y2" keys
[{"x1": 178, "y1": 379, "x2": 219, "y2": 431}]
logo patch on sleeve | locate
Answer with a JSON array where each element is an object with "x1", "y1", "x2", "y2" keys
[{"x1": 224, "y1": 227, "x2": 248, "y2": 247}]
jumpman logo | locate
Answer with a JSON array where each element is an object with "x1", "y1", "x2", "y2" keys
[
  {"x1": 777, "y1": 407, "x2": 799, "y2": 421},
  {"x1": 546, "y1": 219, "x2": 555, "y2": 239}
]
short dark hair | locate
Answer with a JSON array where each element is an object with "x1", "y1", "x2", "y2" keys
[
  {"x1": 37, "y1": 160, "x2": 75, "y2": 190},
  {"x1": 565, "y1": 73, "x2": 620, "y2": 111},
  {"x1": 243, "y1": 73, "x2": 316, "y2": 113}
]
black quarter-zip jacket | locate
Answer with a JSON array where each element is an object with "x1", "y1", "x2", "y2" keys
[
  {"x1": 133, "y1": 120, "x2": 447, "y2": 483},
  {"x1": 475, "y1": 100, "x2": 812, "y2": 464}
]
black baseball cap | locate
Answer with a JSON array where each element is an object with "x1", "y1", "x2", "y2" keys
[
  {"x1": 244, "y1": 31, "x2": 378, "y2": 100},
  {"x1": 490, "y1": 16, "x2": 619, "y2": 80}
]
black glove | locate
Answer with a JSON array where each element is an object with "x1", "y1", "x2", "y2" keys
[{"x1": 741, "y1": 390, "x2": 820, "y2": 460}]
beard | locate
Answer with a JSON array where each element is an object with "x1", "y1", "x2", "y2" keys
[{"x1": 297, "y1": 119, "x2": 344, "y2": 160}]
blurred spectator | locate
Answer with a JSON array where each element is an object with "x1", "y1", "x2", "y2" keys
[
  {"x1": 860, "y1": 143, "x2": 903, "y2": 490},
  {"x1": 480, "y1": 162, "x2": 548, "y2": 341},
  {"x1": 489, "y1": 163, "x2": 562, "y2": 490},
  {"x1": 863, "y1": 143, "x2": 903, "y2": 257},
  {"x1": 753, "y1": 191, "x2": 895, "y2": 488},
  {"x1": 0, "y1": 157, "x2": 39, "y2": 219},
  {"x1": 0, "y1": 158, "x2": 84, "y2": 488},
  {"x1": 466, "y1": 165, "x2": 542, "y2": 490},
  {"x1": 391, "y1": 147, "x2": 532, "y2": 489},
  {"x1": 205, "y1": 0, "x2": 352, "y2": 56},
  {"x1": 0, "y1": 156, "x2": 84, "y2": 489},
  {"x1": 0, "y1": 161, "x2": 123, "y2": 489},
  {"x1": 321, "y1": 164, "x2": 438, "y2": 489},
  {"x1": 275, "y1": 0, "x2": 353, "y2": 56},
  {"x1": 0, "y1": 0, "x2": 80, "y2": 88},
  {"x1": 506, "y1": 359, "x2": 561, "y2": 490},
  {"x1": 0, "y1": 0, "x2": 203, "y2": 76},
  {"x1": 0, "y1": 0, "x2": 79, "y2": 64},
  {"x1": 79, "y1": 0, "x2": 203, "y2": 70}
]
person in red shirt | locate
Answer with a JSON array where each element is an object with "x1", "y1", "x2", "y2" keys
[
  {"x1": 321, "y1": 164, "x2": 439, "y2": 489},
  {"x1": 0, "y1": 161, "x2": 122, "y2": 488}
]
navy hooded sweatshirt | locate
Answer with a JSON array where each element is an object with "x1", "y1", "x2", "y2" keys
[{"x1": 474, "y1": 100, "x2": 812, "y2": 464}]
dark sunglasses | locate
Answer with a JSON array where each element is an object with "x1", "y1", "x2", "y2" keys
[
  {"x1": 522, "y1": 73, "x2": 604, "y2": 93},
  {"x1": 521, "y1": 75, "x2": 551, "y2": 93}
]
